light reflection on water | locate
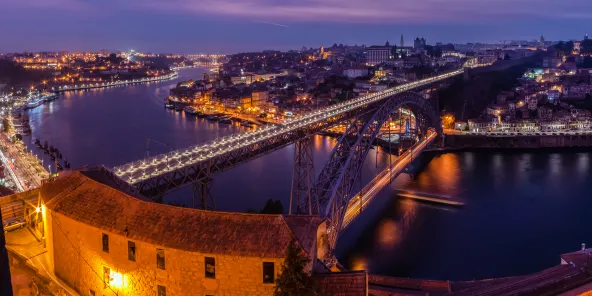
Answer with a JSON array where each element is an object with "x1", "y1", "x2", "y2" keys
[{"x1": 339, "y1": 151, "x2": 592, "y2": 281}]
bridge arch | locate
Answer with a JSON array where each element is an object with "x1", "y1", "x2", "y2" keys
[{"x1": 310, "y1": 91, "x2": 441, "y2": 250}]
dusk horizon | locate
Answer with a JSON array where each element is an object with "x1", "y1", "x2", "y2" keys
[{"x1": 1, "y1": 0, "x2": 591, "y2": 53}]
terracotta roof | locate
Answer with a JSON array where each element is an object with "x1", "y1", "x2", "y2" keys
[
  {"x1": 446, "y1": 264, "x2": 590, "y2": 296},
  {"x1": 315, "y1": 271, "x2": 368, "y2": 296},
  {"x1": 34, "y1": 169, "x2": 324, "y2": 258}
]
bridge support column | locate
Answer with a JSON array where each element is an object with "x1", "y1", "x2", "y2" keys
[
  {"x1": 192, "y1": 178, "x2": 215, "y2": 210},
  {"x1": 289, "y1": 137, "x2": 317, "y2": 214}
]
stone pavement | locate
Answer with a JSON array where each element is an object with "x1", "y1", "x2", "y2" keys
[{"x1": 5, "y1": 227, "x2": 79, "y2": 296}]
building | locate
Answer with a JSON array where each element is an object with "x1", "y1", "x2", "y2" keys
[
  {"x1": 366, "y1": 42, "x2": 393, "y2": 66},
  {"x1": 564, "y1": 84, "x2": 592, "y2": 99},
  {"x1": 343, "y1": 68, "x2": 369, "y2": 79},
  {"x1": 468, "y1": 119, "x2": 494, "y2": 132},
  {"x1": 413, "y1": 37, "x2": 426, "y2": 49},
  {"x1": 10, "y1": 168, "x2": 330, "y2": 296},
  {"x1": 537, "y1": 106, "x2": 553, "y2": 121},
  {"x1": 251, "y1": 89, "x2": 270, "y2": 108},
  {"x1": 486, "y1": 104, "x2": 510, "y2": 117}
]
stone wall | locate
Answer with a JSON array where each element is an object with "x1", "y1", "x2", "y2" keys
[
  {"x1": 444, "y1": 134, "x2": 592, "y2": 149},
  {"x1": 51, "y1": 211, "x2": 284, "y2": 296}
]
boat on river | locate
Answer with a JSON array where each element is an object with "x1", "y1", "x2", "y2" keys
[
  {"x1": 218, "y1": 116, "x2": 232, "y2": 124},
  {"x1": 24, "y1": 98, "x2": 44, "y2": 110},
  {"x1": 206, "y1": 115, "x2": 219, "y2": 121},
  {"x1": 184, "y1": 106, "x2": 200, "y2": 115},
  {"x1": 241, "y1": 121, "x2": 255, "y2": 128}
]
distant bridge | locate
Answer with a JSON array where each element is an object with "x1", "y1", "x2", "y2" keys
[{"x1": 52, "y1": 72, "x2": 178, "y2": 92}]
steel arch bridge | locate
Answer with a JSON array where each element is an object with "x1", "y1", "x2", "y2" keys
[
  {"x1": 295, "y1": 91, "x2": 441, "y2": 252},
  {"x1": 112, "y1": 70, "x2": 461, "y2": 200}
]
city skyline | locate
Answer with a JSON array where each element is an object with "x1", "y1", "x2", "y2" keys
[{"x1": 1, "y1": 0, "x2": 591, "y2": 53}]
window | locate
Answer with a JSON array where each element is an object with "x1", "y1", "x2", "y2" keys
[
  {"x1": 102, "y1": 233, "x2": 109, "y2": 253},
  {"x1": 128, "y1": 241, "x2": 136, "y2": 262},
  {"x1": 204, "y1": 257, "x2": 215, "y2": 279},
  {"x1": 157, "y1": 285, "x2": 166, "y2": 296},
  {"x1": 156, "y1": 249, "x2": 165, "y2": 270},
  {"x1": 89, "y1": 290, "x2": 95, "y2": 296},
  {"x1": 103, "y1": 266, "x2": 110, "y2": 288},
  {"x1": 263, "y1": 262, "x2": 275, "y2": 284}
]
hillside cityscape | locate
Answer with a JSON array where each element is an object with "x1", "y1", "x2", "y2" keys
[{"x1": 2, "y1": 3, "x2": 592, "y2": 296}]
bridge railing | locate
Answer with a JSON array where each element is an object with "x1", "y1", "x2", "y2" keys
[{"x1": 340, "y1": 130, "x2": 437, "y2": 229}]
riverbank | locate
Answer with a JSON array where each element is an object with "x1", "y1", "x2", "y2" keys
[{"x1": 442, "y1": 134, "x2": 592, "y2": 150}]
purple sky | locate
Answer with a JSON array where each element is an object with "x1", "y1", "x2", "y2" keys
[{"x1": 1, "y1": 0, "x2": 591, "y2": 53}]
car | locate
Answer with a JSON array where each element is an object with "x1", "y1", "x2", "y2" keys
[{"x1": 3, "y1": 217, "x2": 26, "y2": 233}]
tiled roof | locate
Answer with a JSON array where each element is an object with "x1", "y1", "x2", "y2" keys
[
  {"x1": 315, "y1": 271, "x2": 368, "y2": 296},
  {"x1": 36, "y1": 170, "x2": 323, "y2": 258},
  {"x1": 446, "y1": 264, "x2": 590, "y2": 296}
]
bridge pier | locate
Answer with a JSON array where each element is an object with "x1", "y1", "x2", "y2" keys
[
  {"x1": 192, "y1": 178, "x2": 215, "y2": 210},
  {"x1": 289, "y1": 137, "x2": 317, "y2": 214}
]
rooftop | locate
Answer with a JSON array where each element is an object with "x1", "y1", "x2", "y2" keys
[{"x1": 29, "y1": 168, "x2": 324, "y2": 258}]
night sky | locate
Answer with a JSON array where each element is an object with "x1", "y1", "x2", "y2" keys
[{"x1": 1, "y1": 0, "x2": 591, "y2": 53}]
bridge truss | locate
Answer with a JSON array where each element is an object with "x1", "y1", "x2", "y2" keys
[
  {"x1": 112, "y1": 70, "x2": 460, "y2": 198},
  {"x1": 301, "y1": 92, "x2": 441, "y2": 251}
]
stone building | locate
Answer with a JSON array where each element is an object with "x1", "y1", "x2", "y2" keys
[{"x1": 11, "y1": 169, "x2": 333, "y2": 296}]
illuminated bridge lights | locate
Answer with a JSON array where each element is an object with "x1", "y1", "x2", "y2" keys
[{"x1": 113, "y1": 69, "x2": 466, "y2": 183}]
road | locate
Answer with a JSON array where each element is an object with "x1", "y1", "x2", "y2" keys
[
  {"x1": 341, "y1": 130, "x2": 437, "y2": 230},
  {"x1": 0, "y1": 133, "x2": 48, "y2": 192}
]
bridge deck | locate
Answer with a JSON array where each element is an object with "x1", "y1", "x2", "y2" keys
[
  {"x1": 113, "y1": 70, "x2": 462, "y2": 196},
  {"x1": 341, "y1": 131, "x2": 437, "y2": 230}
]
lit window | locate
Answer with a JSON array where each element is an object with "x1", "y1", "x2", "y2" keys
[
  {"x1": 263, "y1": 262, "x2": 275, "y2": 284},
  {"x1": 157, "y1": 285, "x2": 166, "y2": 296},
  {"x1": 156, "y1": 249, "x2": 165, "y2": 270},
  {"x1": 205, "y1": 257, "x2": 216, "y2": 279},
  {"x1": 102, "y1": 233, "x2": 109, "y2": 253},
  {"x1": 128, "y1": 241, "x2": 136, "y2": 262}
]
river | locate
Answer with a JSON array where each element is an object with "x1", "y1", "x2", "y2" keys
[{"x1": 22, "y1": 67, "x2": 592, "y2": 281}]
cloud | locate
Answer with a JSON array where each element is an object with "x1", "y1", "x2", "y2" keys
[
  {"x1": 0, "y1": 0, "x2": 92, "y2": 11},
  {"x1": 3, "y1": 0, "x2": 592, "y2": 23},
  {"x1": 130, "y1": 0, "x2": 592, "y2": 23},
  {"x1": 254, "y1": 21, "x2": 288, "y2": 28}
]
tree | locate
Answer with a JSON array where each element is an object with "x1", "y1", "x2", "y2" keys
[
  {"x1": 274, "y1": 240, "x2": 318, "y2": 296},
  {"x1": 582, "y1": 56, "x2": 592, "y2": 68},
  {"x1": 1, "y1": 118, "x2": 9, "y2": 133},
  {"x1": 260, "y1": 199, "x2": 284, "y2": 214},
  {"x1": 390, "y1": 45, "x2": 398, "y2": 60},
  {"x1": 581, "y1": 39, "x2": 592, "y2": 55}
]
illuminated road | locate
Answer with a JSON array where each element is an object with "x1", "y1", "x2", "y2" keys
[
  {"x1": 114, "y1": 69, "x2": 463, "y2": 185},
  {"x1": 0, "y1": 147, "x2": 24, "y2": 192},
  {"x1": 341, "y1": 129, "x2": 437, "y2": 230},
  {"x1": 0, "y1": 135, "x2": 49, "y2": 191}
]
